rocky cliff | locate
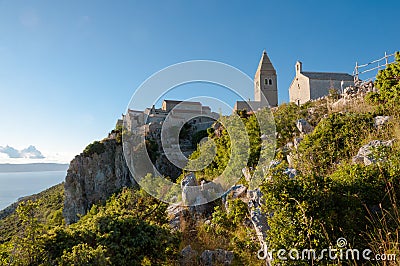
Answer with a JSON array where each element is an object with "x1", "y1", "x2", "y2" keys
[{"x1": 63, "y1": 138, "x2": 136, "y2": 224}]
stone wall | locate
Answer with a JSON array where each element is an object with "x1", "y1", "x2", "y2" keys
[{"x1": 310, "y1": 79, "x2": 353, "y2": 99}]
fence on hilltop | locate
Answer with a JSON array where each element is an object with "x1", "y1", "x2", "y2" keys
[{"x1": 353, "y1": 52, "x2": 396, "y2": 86}]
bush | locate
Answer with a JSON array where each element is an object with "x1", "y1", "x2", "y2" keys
[
  {"x1": 42, "y1": 188, "x2": 180, "y2": 265},
  {"x1": 296, "y1": 112, "x2": 374, "y2": 175},
  {"x1": 262, "y1": 161, "x2": 399, "y2": 265},
  {"x1": 197, "y1": 201, "x2": 263, "y2": 265},
  {"x1": 328, "y1": 88, "x2": 340, "y2": 100},
  {"x1": 59, "y1": 243, "x2": 110, "y2": 266},
  {"x1": 369, "y1": 51, "x2": 400, "y2": 115},
  {"x1": 272, "y1": 103, "x2": 303, "y2": 147},
  {"x1": 83, "y1": 141, "x2": 106, "y2": 157},
  {"x1": 186, "y1": 112, "x2": 264, "y2": 180}
]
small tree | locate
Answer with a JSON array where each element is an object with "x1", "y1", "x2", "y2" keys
[
  {"x1": 11, "y1": 200, "x2": 46, "y2": 265},
  {"x1": 367, "y1": 51, "x2": 400, "y2": 115},
  {"x1": 328, "y1": 88, "x2": 340, "y2": 100}
]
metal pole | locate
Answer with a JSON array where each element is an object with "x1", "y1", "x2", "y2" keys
[
  {"x1": 354, "y1": 62, "x2": 359, "y2": 85},
  {"x1": 385, "y1": 51, "x2": 388, "y2": 66}
]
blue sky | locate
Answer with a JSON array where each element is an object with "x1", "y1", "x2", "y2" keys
[{"x1": 0, "y1": 0, "x2": 399, "y2": 163}]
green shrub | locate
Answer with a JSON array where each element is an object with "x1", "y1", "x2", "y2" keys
[
  {"x1": 272, "y1": 103, "x2": 303, "y2": 147},
  {"x1": 42, "y1": 188, "x2": 180, "y2": 266},
  {"x1": 0, "y1": 184, "x2": 64, "y2": 244},
  {"x1": 83, "y1": 141, "x2": 106, "y2": 157},
  {"x1": 368, "y1": 51, "x2": 400, "y2": 116},
  {"x1": 261, "y1": 148, "x2": 400, "y2": 265},
  {"x1": 114, "y1": 123, "x2": 123, "y2": 144},
  {"x1": 296, "y1": 112, "x2": 374, "y2": 175},
  {"x1": 186, "y1": 112, "x2": 264, "y2": 180},
  {"x1": 198, "y1": 201, "x2": 262, "y2": 265},
  {"x1": 59, "y1": 243, "x2": 110, "y2": 266}
]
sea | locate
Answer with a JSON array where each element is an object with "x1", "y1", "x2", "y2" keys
[{"x1": 0, "y1": 170, "x2": 67, "y2": 211}]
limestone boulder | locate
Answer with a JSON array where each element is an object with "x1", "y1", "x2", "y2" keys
[
  {"x1": 200, "y1": 250, "x2": 213, "y2": 266},
  {"x1": 180, "y1": 245, "x2": 198, "y2": 265},
  {"x1": 242, "y1": 167, "x2": 252, "y2": 182},
  {"x1": 247, "y1": 188, "x2": 269, "y2": 249},
  {"x1": 287, "y1": 153, "x2": 294, "y2": 168},
  {"x1": 181, "y1": 173, "x2": 220, "y2": 216},
  {"x1": 181, "y1": 172, "x2": 198, "y2": 187},
  {"x1": 296, "y1": 119, "x2": 314, "y2": 134},
  {"x1": 294, "y1": 137, "x2": 303, "y2": 149},
  {"x1": 167, "y1": 203, "x2": 187, "y2": 230},
  {"x1": 374, "y1": 116, "x2": 391, "y2": 127},
  {"x1": 200, "y1": 249, "x2": 234, "y2": 266},
  {"x1": 352, "y1": 139, "x2": 395, "y2": 165},
  {"x1": 230, "y1": 185, "x2": 247, "y2": 199},
  {"x1": 284, "y1": 168, "x2": 297, "y2": 178}
]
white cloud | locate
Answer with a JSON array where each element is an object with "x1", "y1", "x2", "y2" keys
[
  {"x1": 20, "y1": 145, "x2": 45, "y2": 159},
  {"x1": 0, "y1": 145, "x2": 45, "y2": 159},
  {"x1": 0, "y1": 146, "x2": 21, "y2": 158}
]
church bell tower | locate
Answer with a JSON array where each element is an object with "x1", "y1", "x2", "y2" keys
[{"x1": 254, "y1": 50, "x2": 278, "y2": 107}]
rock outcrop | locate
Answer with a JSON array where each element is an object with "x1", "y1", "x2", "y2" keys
[
  {"x1": 200, "y1": 249, "x2": 234, "y2": 266},
  {"x1": 296, "y1": 119, "x2": 314, "y2": 134},
  {"x1": 63, "y1": 139, "x2": 136, "y2": 224},
  {"x1": 181, "y1": 173, "x2": 221, "y2": 216},
  {"x1": 229, "y1": 184, "x2": 247, "y2": 199},
  {"x1": 293, "y1": 137, "x2": 303, "y2": 149},
  {"x1": 352, "y1": 139, "x2": 395, "y2": 165},
  {"x1": 248, "y1": 188, "x2": 269, "y2": 249},
  {"x1": 167, "y1": 203, "x2": 187, "y2": 231},
  {"x1": 179, "y1": 246, "x2": 234, "y2": 266},
  {"x1": 180, "y1": 245, "x2": 198, "y2": 265},
  {"x1": 223, "y1": 184, "x2": 248, "y2": 211},
  {"x1": 284, "y1": 168, "x2": 297, "y2": 178},
  {"x1": 374, "y1": 116, "x2": 391, "y2": 127}
]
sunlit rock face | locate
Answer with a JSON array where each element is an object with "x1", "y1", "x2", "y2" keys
[{"x1": 63, "y1": 139, "x2": 135, "y2": 224}]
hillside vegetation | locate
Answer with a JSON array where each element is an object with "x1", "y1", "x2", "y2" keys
[{"x1": 0, "y1": 52, "x2": 399, "y2": 265}]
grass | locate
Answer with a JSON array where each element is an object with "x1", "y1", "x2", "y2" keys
[
  {"x1": 366, "y1": 184, "x2": 400, "y2": 266},
  {"x1": 177, "y1": 202, "x2": 265, "y2": 266},
  {"x1": 330, "y1": 96, "x2": 376, "y2": 114}
]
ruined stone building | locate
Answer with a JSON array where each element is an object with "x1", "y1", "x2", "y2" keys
[{"x1": 124, "y1": 99, "x2": 218, "y2": 137}]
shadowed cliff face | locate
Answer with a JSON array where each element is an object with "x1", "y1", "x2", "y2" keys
[{"x1": 63, "y1": 139, "x2": 136, "y2": 224}]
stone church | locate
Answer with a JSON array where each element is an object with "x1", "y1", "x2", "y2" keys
[
  {"x1": 289, "y1": 61, "x2": 354, "y2": 105},
  {"x1": 234, "y1": 50, "x2": 278, "y2": 111}
]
